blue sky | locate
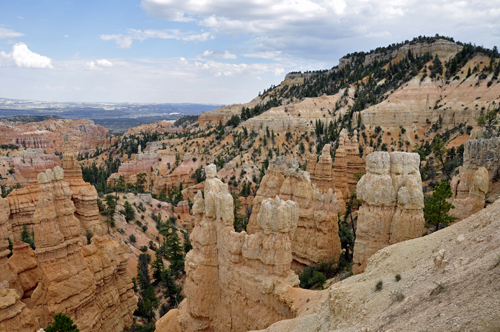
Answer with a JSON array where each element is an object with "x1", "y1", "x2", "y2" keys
[{"x1": 1, "y1": 0, "x2": 500, "y2": 104}]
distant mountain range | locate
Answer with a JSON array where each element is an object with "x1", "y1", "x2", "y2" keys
[{"x1": 0, "y1": 97, "x2": 221, "y2": 134}]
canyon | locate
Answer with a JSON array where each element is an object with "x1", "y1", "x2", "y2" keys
[{"x1": 0, "y1": 36, "x2": 499, "y2": 332}]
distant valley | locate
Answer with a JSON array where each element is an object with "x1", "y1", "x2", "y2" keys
[{"x1": 0, "y1": 98, "x2": 220, "y2": 133}]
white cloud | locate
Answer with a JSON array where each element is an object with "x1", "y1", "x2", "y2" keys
[
  {"x1": 201, "y1": 50, "x2": 237, "y2": 59},
  {"x1": 101, "y1": 29, "x2": 214, "y2": 48},
  {"x1": 63, "y1": 35, "x2": 69, "y2": 38},
  {"x1": 243, "y1": 51, "x2": 281, "y2": 59},
  {"x1": 0, "y1": 43, "x2": 53, "y2": 68},
  {"x1": 85, "y1": 59, "x2": 114, "y2": 70},
  {"x1": 140, "y1": 0, "x2": 500, "y2": 61},
  {"x1": 0, "y1": 27, "x2": 24, "y2": 39}
]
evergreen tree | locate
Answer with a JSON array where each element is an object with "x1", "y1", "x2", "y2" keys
[
  {"x1": 20, "y1": 224, "x2": 35, "y2": 249},
  {"x1": 45, "y1": 313, "x2": 79, "y2": 332},
  {"x1": 103, "y1": 195, "x2": 117, "y2": 233},
  {"x1": 161, "y1": 269, "x2": 183, "y2": 310},
  {"x1": 166, "y1": 231, "x2": 184, "y2": 277},
  {"x1": 151, "y1": 249, "x2": 164, "y2": 285},
  {"x1": 123, "y1": 201, "x2": 135, "y2": 222},
  {"x1": 424, "y1": 182, "x2": 456, "y2": 232},
  {"x1": 181, "y1": 230, "x2": 193, "y2": 254},
  {"x1": 432, "y1": 136, "x2": 451, "y2": 181},
  {"x1": 232, "y1": 193, "x2": 247, "y2": 232}
]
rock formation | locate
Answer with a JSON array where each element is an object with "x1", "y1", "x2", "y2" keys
[
  {"x1": 255, "y1": 193, "x2": 500, "y2": 332},
  {"x1": 162, "y1": 164, "x2": 300, "y2": 332},
  {"x1": 5, "y1": 146, "x2": 105, "y2": 240},
  {"x1": 248, "y1": 156, "x2": 342, "y2": 267},
  {"x1": 62, "y1": 146, "x2": 106, "y2": 236},
  {"x1": 0, "y1": 280, "x2": 40, "y2": 332},
  {"x1": 331, "y1": 129, "x2": 367, "y2": 203},
  {"x1": 0, "y1": 167, "x2": 136, "y2": 332},
  {"x1": 449, "y1": 138, "x2": 496, "y2": 221},
  {"x1": 352, "y1": 151, "x2": 425, "y2": 274}
]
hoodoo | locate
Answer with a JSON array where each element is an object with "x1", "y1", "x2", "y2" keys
[
  {"x1": 352, "y1": 151, "x2": 425, "y2": 274},
  {"x1": 158, "y1": 164, "x2": 301, "y2": 332}
]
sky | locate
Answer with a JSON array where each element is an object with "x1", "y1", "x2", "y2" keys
[{"x1": 1, "y1": 0, "x2": 500, "y2": 105}]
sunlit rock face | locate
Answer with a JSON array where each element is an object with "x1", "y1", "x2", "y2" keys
[
  {"x1": 248, "y1": 156, "x2": 343, "y2": 267},
  {"x1": 352, "y1": 151, "x2": 425, "y2": 274},
  {"x1": 158, "y1": 164, "x2": 301, "y2": 332}
]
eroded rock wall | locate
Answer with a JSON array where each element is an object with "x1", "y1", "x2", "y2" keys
[
  {"x1": 352, "y1": 151, "x2": 424, "y2": 274},
  {"x1": 162, "y1": 164, "x2": 300, "y2": 332},
  {"x1": 0, "y1": 167, "x2": 136, "y2": 332},
  {"x1": 248, "y1": 156, "x2": 342, "y2": 266},
  {"x1": 449, "y1": 138, "x2": 495, "y2": 221},
  {"x1": 62, "y1": 146, "x2": 106, "y2": 236}
]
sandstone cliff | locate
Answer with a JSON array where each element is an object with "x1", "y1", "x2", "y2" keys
[
  {"x1": 0, "y1": 167, "x2": 136, "y2": 332},
  {"x1": 6, "y1": 146, "x2": 106, "y2": 240},
  {"x1": 248, "y1": 156, "x2": 342, "y2": 267},
  {"x1": 158, "y1": 164, "x2": 301, "y2": 332},
  {"x1": 352, "y1": 151, "x2": 425, "y2": 274}
]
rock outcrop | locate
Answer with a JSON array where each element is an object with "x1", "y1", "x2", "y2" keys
[
  {"x1": 0, "y1": 281, "x2": 40, "y2": 332},
  {"x1": 248, "y1": 157, "x2": 342, "y2": 267},
  {"x1": 0, "y1": 167, "x2": 136, "y2": 332},
  {"x1": 161, "y1": 164, "x2": 300, "y2": 332},
  {"x1": 62, "y1": 146, "x2": 106, "y2": 236},
  {"x1": 5, "y1": 146, "x2": 106, "y2": 240},
  {"x1": 352, "y1": 151, "x2": 425, "y2": 274},
  {"x1": 449, "y1": 137, "x2": 500, "y2": 221},
  {"x1": 331, "y1": 129, "x2": 367, "y2": 203},
  {"x1": 255, "y1": 191, "x2": 500, "y2": 332}
]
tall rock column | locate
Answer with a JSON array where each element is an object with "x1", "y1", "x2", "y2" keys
[
  {"x1": 30, "y1": 167, "x2": 99, "y2": 329},
  {"x1": 170, "y1": 164, "x2": 300, "y2": 332},
  {"x1": 62, "y1": 146, "x2": 106, "y2": 236},
  {"x1": 248, "y1": 157, "x2": 342, "y2": 267},
  {"x1": 352, "y1": 151, "x2": 424, "y2": 274},
  {"x1": 0, "y1": 196, "x2": 22, "y2": 295},
  {"x1": 448, "y1": 138, "x2": 494, "y2": 221}
]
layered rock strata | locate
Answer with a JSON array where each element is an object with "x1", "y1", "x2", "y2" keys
[
  {"x1": 0, "y1": 281, "x2": 40, "y2": 332},
  {"x1": 352, "y1": 151, "x2": 425, "y2": 274},
  {"x1": 449, "y1": 138, "x2": 496, "y2": 221},
  {"x1": 0, "y1": 167, "x2": 136, "y2": 332},
  {"x1": 62, "y1": 146, "x2": 106, "y2": 236},
  {"x1": 5, "y1": 146, "x2": 105, "y2": 240},
  {"x1": 248, "y1": 157, "x2": 342, "y2": 266},
  {"x1": 165, "y1": 164, "x2": 300, "y2": 332},
  {"x1": 332, "y1": 129, "x2": 367, "y2": 202}
]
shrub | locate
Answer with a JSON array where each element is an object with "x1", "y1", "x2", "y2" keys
[
  {"x1": 85, "y1": 230, "x2": 93, "y2": 245},
  {"x1": 129, "y1": 234, "x2": 137, "y2": 243},
  {"x1": 45, "y1": 313, "x2": 79, "y2": 332},
  {"x1": 390, "y1": 290, "x2": 404, "y2": 302},
  {"x1": 395, "y1": 274, "x2": 402, "y2": 282},
  {"x1": 140, "y1": 245, "x2": 148, "y2": 252},
  {"x1": 430, "y1": 282, "x2": 446, "y2": 296},
  {"x1": 142, "y1": 225, "x2": 148, "y2": 232},
  {"x1": 375, "y1": 280, "x2": 383, "y2": 292}
]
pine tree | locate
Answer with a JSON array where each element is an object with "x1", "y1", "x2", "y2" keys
[
  {"x1": 123, "y1": 201, "x2": 135, "y2": 222},
  {"x1": 20, "y1": 224, "x2": 35, "y2": 249},
  {"x1": 424, "y1": 182, "x2": 456, "y2": 232},
  {"x1": 166, "y1": 231, "x2": 184, "y2": 277},
  {"x1": 45, "y1": 313, "x2": 79, "y2": 332},
  {"x1": 151, "y1": 249, "x2": 164, "y2": 285},
  {"x1": 161, "y1": 269, "x2": 183, "y2": 310}
]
